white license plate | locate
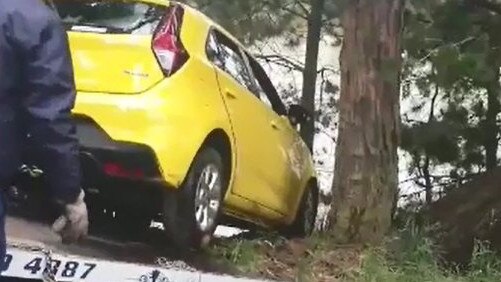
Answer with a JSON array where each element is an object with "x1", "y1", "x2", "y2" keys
[{"x1": 2, "y1": 250, "x2": 97, "y2": 280}]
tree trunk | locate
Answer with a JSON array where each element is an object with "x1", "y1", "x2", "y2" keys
[
  {"x1": 329, "y1": 0, "x2": 403, "y2": 244},
  {"x1": 424, "y1": 79, "x2": 440, "y2": 204},
  {"x1": 485, "y1": 62, "x2": 500, "y2": 171},
  {"x1": 423, "y1": 157, "x2": 433, "y2": 204},
  {"x1": 300, "y1": 0, "x2": 324, "y2": 151}
]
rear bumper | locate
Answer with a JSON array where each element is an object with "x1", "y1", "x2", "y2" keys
[{"x1": 74, "y1": 114, "x2": 169, "y2": 213}]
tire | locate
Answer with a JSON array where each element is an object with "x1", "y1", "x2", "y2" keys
[
  {"x1": 285, "y1": 182, "x2": 318, "y2": 238},
  {"x1": 162, "y1": 147, "x2": 227, "y2": 250}
]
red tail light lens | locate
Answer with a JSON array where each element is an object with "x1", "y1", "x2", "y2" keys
[
  {"x1": 152, "y1": 5, "x2": 188, "y2": 77},
  {"x1": 103, "y1": 162, "x2": 145, "y2": 179}
]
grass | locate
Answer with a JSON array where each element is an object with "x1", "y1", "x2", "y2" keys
[
  {"x1": 357, "y1": 230, "x2": 501, "y2": 282},
  {"x1": 208, "y1": 227, "x2": 501, "y2": 282}
]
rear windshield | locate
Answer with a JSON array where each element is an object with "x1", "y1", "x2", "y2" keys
[{"x1": 53, "y1": 0, "x2": 166, "y2": 34}]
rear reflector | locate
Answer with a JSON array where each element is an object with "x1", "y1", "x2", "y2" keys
[
  {"x1": 103, "y1": 162, "x2": 145, "y2": 179},
  {"x1": 152, "y1": 5, "x2": 188, "y2": 77}
]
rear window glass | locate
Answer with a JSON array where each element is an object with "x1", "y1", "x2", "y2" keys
[{"x1": 54, "y1": 0, "x2": 166, "y2": 34}]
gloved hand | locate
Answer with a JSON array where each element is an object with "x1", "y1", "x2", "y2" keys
[{"x1": 52, "y1": 190, "x2": 89, "y2": 244}]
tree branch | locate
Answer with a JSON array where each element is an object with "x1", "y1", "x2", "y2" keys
[
  {"x1": 467, "y1": 0, "x2": 501, "y2": 15},
  {"x1": 316, "y1": 126, "x2": 336, "y2": 143},
  {"x1": 295, "y1": 0, "x2": 310, "y2": 16},
  {"x1": 256, "y1": 54, "x2": 305, "y2": 72},
  {"x1": 261, "y1": 0, "x2": 309, "y2": 20},
  {"x1": 280, "y1": 5, "x2": 309, "y2": 20},
  {"x1": 419, "y1": 36, "x2": 477, "y2": 63}
]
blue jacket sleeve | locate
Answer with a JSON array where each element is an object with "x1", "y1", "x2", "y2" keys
[{"x1": 7, "y1": 4, "x2": 81, "y2": 205}]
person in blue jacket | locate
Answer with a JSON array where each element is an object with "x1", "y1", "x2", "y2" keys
[{"x1": 0, "y1": 0, "x2": 89, "y2": 272}]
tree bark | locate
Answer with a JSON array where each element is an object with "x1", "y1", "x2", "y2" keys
[
  {"x1": 300, "y1": 0, "x2": 324, "y2": 151},
  {"x1": 329, "y1": 0, "x2": 403, "y2": 244},
  {"x1": 424, "y1": 79, "x2": 440, "y2": 204},
  {"x1": 484, "y1": 62, "x2": 500, "y2": 171}
]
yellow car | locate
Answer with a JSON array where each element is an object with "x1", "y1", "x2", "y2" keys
[{"x1": 54, "y1": 0, "x2": 319, "y2": 248}]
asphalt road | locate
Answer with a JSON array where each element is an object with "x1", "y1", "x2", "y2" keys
[
  {"x1": 3, "y1": 182, "x2": 242, "y2": 275},
  {"x1": 5, "y1": 216, "x2": 241, "y2": 275},
  {"x1": 6, "y1": 216, "x2": 173, "y2": 266}
]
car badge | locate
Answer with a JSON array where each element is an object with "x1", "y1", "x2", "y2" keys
[{"x1": 124, "y1": 70, "x2": 149, "y2": 78}]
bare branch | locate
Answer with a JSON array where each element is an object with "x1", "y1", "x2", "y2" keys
[
  {"x1": 294, "y1": 0, "x2": 310, "y2": 16},
  {"x1": 418, "y1": 36, "x2": 477, "y2": 63},
  {"x1": 316, "y1": 126, "x2": 336, "y2": 143},
  {"x1": 261, "y1": 0, "x2": 309, "y2": 20},
  {"x1": 256, "y1": 54, "x2": 305, "y2": 72},
  {"x1": 467, "y1": 0, "x2": 501, "y2": 15},
  {"x1": 414, "y1": 180, "x2": 427, "y2": 188},
  {"x1": 318, "y1": 66, "x2": 340, "y2": 75},
  {"x1": 280, "y1": 5, "x2": 308, "y2": 20}
]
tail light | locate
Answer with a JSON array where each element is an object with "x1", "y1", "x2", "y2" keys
[
  {"x1": 103, "y1": 162, "x2": 145, "y2": 179},
  {"x1": 152, "y1": 5, "x2": 189, "y2": 77}
]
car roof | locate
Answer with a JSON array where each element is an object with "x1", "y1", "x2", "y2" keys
[
  {"x1": 139, "y1": 0, "x2": 169, "y2": 5},
  {"x1": 139, "y1": 0, "x2": 256, "y2": 61},
  {"x1": 182, "y1": 3, "x2": 263, "y2": 61}
]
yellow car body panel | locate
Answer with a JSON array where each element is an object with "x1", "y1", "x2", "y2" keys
[
  {"x1": 67, "y1": 0, "x2": 317, "y2": 228},
  {"x1": 71, "y1": 41, "x2": 231, "y2": 188},
  {"x1": 141, "y1": 0, "x2": 169, "y2": 5},
  {"x1": 69, "y1": 33, "x2": 164, "y2": 94}
]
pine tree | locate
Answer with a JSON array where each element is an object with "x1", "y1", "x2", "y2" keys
[{"x1": 329, "y1": 0, "x2": 403, "y2": 243}]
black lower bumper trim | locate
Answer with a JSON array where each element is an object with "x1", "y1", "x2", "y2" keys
[
  {"x1": 73, "y1": 114, "x2": 169, "y2": 212},
  {"x1": 74, "y1": 114, "x2": 164, "y2": 180}
]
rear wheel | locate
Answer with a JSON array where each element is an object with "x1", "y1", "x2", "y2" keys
[
  {"x1": 162, "y1": 147, "x2": 227, "y2": 250},
  {"x1": 285, "y1": 182, "x2": 318, "y2": 238}
]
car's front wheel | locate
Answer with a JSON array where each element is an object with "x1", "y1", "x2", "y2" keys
[{"x1": 162, "y1": 147, "x2": 227, "y2": 250}]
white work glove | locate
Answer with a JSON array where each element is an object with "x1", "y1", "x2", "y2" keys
[{"x1": 52, "y1": 190, "x2": 89, "y2": 244}]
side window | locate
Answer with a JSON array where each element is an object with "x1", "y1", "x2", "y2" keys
[
  {"x1": 241, "y1": 56, "x2": 272, "y2": 108},
  {"x1": 206, "y1": 30, "x2": 255, "y2": 94},
  {"x1": 206, "y1": 32, "x2": 224, "y2": 69},
  {"x1": 244, "y1": 53, "x2": 287, "y2": 116}
]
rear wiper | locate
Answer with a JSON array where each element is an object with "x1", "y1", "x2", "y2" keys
[
  {"x1": 123, "y1": 17, "x2": 160, "y2": 33},
  {"x1": 123, "y1": 8, "x2": 162, "y2": 33}
]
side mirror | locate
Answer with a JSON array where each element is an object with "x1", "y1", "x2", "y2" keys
[{"x1": 288, "y1": 104, "x2": 312, "y2": 127}]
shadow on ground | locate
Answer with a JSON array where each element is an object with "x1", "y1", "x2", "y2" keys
[{"x1": 5, "y1": 200, "x2": 241, "y2": 277}]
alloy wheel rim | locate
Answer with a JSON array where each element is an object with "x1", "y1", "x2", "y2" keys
[{"x1": 194, "y1": 164, "x2": 222, "y2": 232}]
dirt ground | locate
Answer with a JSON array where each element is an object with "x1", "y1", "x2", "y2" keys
[{"x1": 6, "y1": 216, "x2": 365, "y2": 281}]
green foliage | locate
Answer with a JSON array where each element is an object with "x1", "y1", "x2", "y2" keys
[
  {"x1": 467, "y1": 242, "x2": 501, "y2": 280},
  {"x1": 210, "y1": 239, "x2": 263, "y2": 273},
  {"x1": 180, "y1": 0, "x2": 344, "y2": 43},
  {"x1": 209, "y1": 230, "x2": 501, "y2": 281},
  {"x1": 401, "y1": 120, "x2": 460, "y2": 163},
  {"x1": 401, "y1": 0, "x2": 501, "y2": 198},
  {"x1": 356, "y1": 230, "x2": 501, "y2": 282},
  {"x1": 180, "y1": 0, "x2": 306, "y2": 44}
]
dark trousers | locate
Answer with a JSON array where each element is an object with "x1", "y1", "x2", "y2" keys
[{"x1": 0, "y1": 191, "x2": 6, "y2": 275}]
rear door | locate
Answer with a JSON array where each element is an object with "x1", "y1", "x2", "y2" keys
[
  {"x1": 243, "y1": 53, "x2": 306, "y2": 214},
  {"x1": 54, "y1": 0, "x2": 167, "y2": 93},
  {"x1": 206, "y1": 30, "x2": 288, "y2": 214}
]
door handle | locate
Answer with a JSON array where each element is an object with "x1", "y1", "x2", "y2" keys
[{"x1": 225, "y1": 89, "x2": 237, "y2": 99}]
